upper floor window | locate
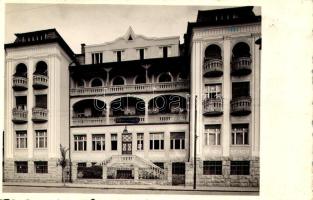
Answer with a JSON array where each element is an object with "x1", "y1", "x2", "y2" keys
[
  {"x1": 77, "y1": 79, "x2": 85, "y2": 87},
  {"x1": 35, "y1": 130, "x2": 47, "y2": 148},
  {"x1": 205, "y1": 44, "x2": 222, "y2": 60},
  {"x1": 111, "y1": 134, "x2": 118, "y2": 150},
  {"x1": 14, "y1": 63, "x2": 27, "y2": 77},
  {"x1": 92, "y1": 52, "x2": 103, "y2": 64},
  {"x1": 34, "y1": 61, "x2": 48, "y2": 76},
  {"x1": 170, "y1": 132, "x2": 185, "y2": 150},
  {"x1": 137, "y1": 133, "x2": 144, "y2": 150},
  {"x1": 232, "y1": 82, "x2": 250, "y2": 98},
  {"x1": 35, "y1": 95, "x2": 47, "y2": 108},
  {"x1": 232, "y1": 124, "x2": 249, "y2": 145},
  {"x1": 204, "y1": 125, "x2": 221, "y2": 145},
  {"x1": 74, "y1": 135, "x2": 87, "y2": 151},
  {"x1": 138, "y1": 48, "x2": 145, "y2": 60},
  {"x1": 112, "y1": 76, "x2": 125, "y2": 85},
  {"x1": 149, "y1": 132, "x2": 164, "y2": 150},
  {"x1": 16, "y1": 131, "x2": 27, "y2": 149},
  {"x1": 92, "y1": 134, "x2": 105, "y2": 151},
  {"x1": 162, "y1": 46, "x2": 168, "y2": 58},
  {"x1": 91, "y1": 78, "x2": 103, "y2": 87},
  {"x1": 205, "y1": 84, "x2": 222, "y2": 99},
  {"x1": 116, "y1": 51, "x2": 122, "y2": 62},
  {"x1": 15, "y1": 96, "x2": 27, "y2": 110},
  {"x1": 158, "y1": 72, "x2": 172, "y2": 83}
]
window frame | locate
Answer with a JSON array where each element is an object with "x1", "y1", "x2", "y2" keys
[
  {"x1": 170, "y1": 132, "x2": 185, "y2": 150},
  {"x1": 92, "y1": 134, "x2": 105, "y2": 151},
  {"x1": 205, "y1": 84, "x2": 222, "y2": 99},
  {"x1": 230, "y1": 161, "x2": 250, "y2": 175},
  {"x1": 137, "y1": 133, "x2": 144, "y2": 150},
  {"x1": 15, "y1": 161, "x2": 28, "y2": 173},
  {"x1": 34, "y1": 161, "x2": 48, "y2": 174},
  {"x1": 74, "y1": 134, "x2": 87, "y2": 151},
  {"x1": 149, "y1": 132, "x2": 164, "y2": 150},
  {"x1": 111, "y1": 133, "x2": 118, "y2": 151},
  {"x1": 204, "y1": 125, "x2": 221, "y2": 146},
  {"x1": 16, "y1": 131, "x2": 27, "y2": 149},
  {"x1": 91, "y1": 52, "x2": 103, "y2": 64},
  {"x1": 232, "y1": 124, "x2": 249, "y2": 145},
  {"x1": 203, "y1": 161, "x2": 222, "y2": 175},
  {"x1": 35, "y1": 130, "x2": 47, "y2": 149}
]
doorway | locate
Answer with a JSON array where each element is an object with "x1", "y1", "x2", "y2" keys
[{"x1": 122, "y1": 132, "x2": 132, "y2": 155}]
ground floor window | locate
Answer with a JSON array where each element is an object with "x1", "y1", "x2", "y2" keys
[
  {"x1": 15, "y1": 161, "x2": 28, "y2": 173},
  {"x1": 203, "y1": 161, "x2": 222, "y2": 175},
  {"x1": 149, "y1": 132, "x2": 164, "y2": 150},
  {"x1": 16, "y1": 131, "x2": 27, "y2": 149},
  {"x1": 154, "y1": 162, "x2": 164, "y2": 169},
  {"x1": 230, "y1": 161, "x2": 250, "y2": 175},
  {"x1": 232, "y1": 124, "x2": 249, "y2": 145},
  {"x1": 172, "y1": 162, "x2": 185, "y2": 175},
  {"x1": 170, "y1": 132, "x2": 185, "y2": 150},
  {"x1": 35, "y1": 130, "x2": 47, "y2": 148},
  {"x1": 92, "y1": 134, "x2": 105, "y2": 151},
  {"x1": 34, "y1": 161, "x2": 48, "y2": 173},
  {"x1": 74, "y1": 135, "x2": 87, "y2": 151}
]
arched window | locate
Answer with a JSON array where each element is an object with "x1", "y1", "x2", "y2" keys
[
  {"x1": 34, "y1": 61, "x2": 48, "y2": 76},
  {"x1": 232, "y1": 42, "x2": 250, "y2": 58},
  {"x1": 15, "y1": 63, "x2": 27, "y2": 77},
  {"x1": 135, "y1": 75, "x2": 146, "y2": 84},
  {"x1": 205, "y1": 44, "x2": 222, "y2": 59},
  {"x1": 158, "y1": 73, "x2": 172, "y2": 83},
  {"x1": 77, "y1": 79, "x2": 85, "y2": 87},
  {"x1": 112, "y1": 76, "x2": 125, "y2": 85},
  {"x1": 91, "y1": 78, "x2": 103, "y2": 87}
]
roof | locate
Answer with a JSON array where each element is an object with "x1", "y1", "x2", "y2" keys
[{"x1": 5, "y1": 28, "x2": 77, "y2": 62}]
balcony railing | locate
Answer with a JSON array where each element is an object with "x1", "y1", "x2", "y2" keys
[
  {"x1": 32, "y1": 107, "x2": 48, "y2": 122},
  {"x1": 12, "y1": 108, "x2": 28, "y2": 123},
  {"x1": 70, "y1": 81, "x2": 189, "y2": 97},
  {"x1": 230, "y1": 96, "x2": 251, "y2": 116},
  {"x1": 71, "y1": 113, "x2": 188, "y2": 126},
  {"x1": 33, "y1": 74, "x2": 48, "y2": 89},
  {"x1": 203, "y1": 98, "x2": 223, "y2": 116},
  {"x1": 231, "y1": 57, "x2": 252, "y2": 76},
  {"x1": 203, "y1": 58, "x2": 223, "y2": 77},
  {"x1": 12, "y1": 76, "x2": 28, "y2": 91}
]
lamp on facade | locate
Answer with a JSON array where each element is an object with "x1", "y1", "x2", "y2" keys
[
  {"x1": 142, "y1": 64, "x2": 151, "y2": 83},
  {"x1": 123, "y1": 126, "x2": 128, "y2": 134}
]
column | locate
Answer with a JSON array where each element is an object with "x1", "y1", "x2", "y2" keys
[
  {"x1": 144, "y1": 101, "x2": 149, "y2": 123},
  {"x1": 134, "y1": 167, "x2": 139, "y2": 180},
  {"x1": 5, "y1": 59, "x2": 14, "y2": 159},
  {"x1": 106, "y1": 104, "x2": 110, "y2": 125},
  {"x1": 102, "y1": 166, "x2": 107, "y2": 181},
  {"x1": 27, "y1": 59, "x2": 34, "y2": 159},
  {"x1": 222, "y1": 38, "x2": 231, "y2": 158}
]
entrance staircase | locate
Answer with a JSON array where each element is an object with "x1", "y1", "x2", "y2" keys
[{"x1": 101, "y1": 155, "x2": 166, "y2": 179}]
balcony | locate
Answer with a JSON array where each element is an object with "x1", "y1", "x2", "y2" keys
[
  {"x1": 70, "y1": 81, "x2": 189, "y2": 97},
  {"x1": 203, "y1": 58, "x2": 223, "y2": 77},
  {"x1": 12, "y1": 76, "x2": 28, "y2": 91},
  {"x1": 203, "y1": 98, "x2": 223, "y2": 116},
  {"x1": 230, "y1": 96, "x2": 251, "y2": 116},
  {"x1": 33, "y1": 74, "x2": 48, "y2": 89},
  {"x1": 71, "y1": 114, "x2": 188, "y2": 126},
  {"x1": 32, "y1": 107, "x2": 48, "y2": 122},
  {"x1": 231, "y1": 57, "x2": 252, "y2": 76},
  {"x1": 12, "y1": 108, "x2": 28, "y2": 123}
]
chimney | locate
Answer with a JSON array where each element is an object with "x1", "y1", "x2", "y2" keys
[{"x1": 81, "y1": 43, "x2": 86, "y2": 54}]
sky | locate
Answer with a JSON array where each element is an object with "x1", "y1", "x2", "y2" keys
[{"x1": 5, "y1": 4, "x2": 261, "y2": 54}]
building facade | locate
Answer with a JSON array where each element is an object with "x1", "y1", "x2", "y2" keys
[{"x1": 4, "y1": 6, "x2": 261, "y2": 187}]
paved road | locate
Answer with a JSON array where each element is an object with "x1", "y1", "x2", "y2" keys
[{"x1": 3, "y1": 185, "x2": 258, "y2": 195}]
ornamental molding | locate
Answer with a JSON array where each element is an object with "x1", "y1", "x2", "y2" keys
[{"x1": 192, "y1": 23, "x2": 261, "y2": 41}]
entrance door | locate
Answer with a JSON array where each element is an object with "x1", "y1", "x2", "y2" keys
[
  {"x1": 172, "y1": 162, "x2": 185, "y2": 185},
  {"x1": 122, "y1": 133, "x2": 132, "y2": 154}
]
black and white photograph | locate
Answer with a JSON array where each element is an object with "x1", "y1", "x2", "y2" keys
[{"x1": 1, "y1": 1, "x2": 312, "y2": 200}]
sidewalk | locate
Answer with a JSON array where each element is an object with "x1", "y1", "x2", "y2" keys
[{"x1": 3, "y1": 181, "x2": 259, "y2": 192}]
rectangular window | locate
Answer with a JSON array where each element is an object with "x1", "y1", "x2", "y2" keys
[
  {"x1": 116, "y1": 51, "x2": 122, "y2": 62},
  {"x1": 92, "y1": 134, "x2": 105, "y2": 151},
  {"x1": 154, "y1": 162, "x2": 164, "y2": 169},
  {"x1": 137, "y1": 133, "x2": 144, "y2": 150},
  {"x1": 74, "y1": 135, "x2": 87, "y2": 151},
  {"x1": 232, "y1": 124, "x2": 249, "y2": 145},
  {"x1": 111, "y1": 134, "x2": 117, "y2": 150},
  {"x1": 16, "y1": 96, "x2": 27, "y2": 110},
  {"x1": 230, "y1": 161, "x2": 250, "y2": 175},
  {"x1": 16, "y1": 131, "x2": 27, "y2": 149},
  {"x1": 35, "y1": 130, "x2": 47, "y2": 148},
  {"x1": 232, "y1": 82, "x2": 250, "y2": 98},
  {"x1": 203, "y1": 161, "x2": 222, "y2": 175},
  {"x1": 34, "y1": 161, "x2": 48, "y2": 173},
  {"x1": 170, "y1": 132, "x2": 185, "y2": 150},
  {"x1": 35, "y1": 95, "x2": 47, "y2": 108},
  {"x1": 139, "y1": 48, "x2": 144, "y2": 60},
  {"x1": 15, "y1": 161, "x2": 28, "y2": 173},
  {"x1": 92, "y1": 52, "x2": 103, "y2": 64},
  {"x1": 149, "y1": 132, "x2": 164, "y2": 150},
  {"x1": 163, "y1": 46, "x2": 168, "y2": 58},
  {"x1": 205, "y1": 84, "x2": 222, "y2": 99},
  {"x1": 204, "y1": 125, "x2": 221, "y2": 145}
]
